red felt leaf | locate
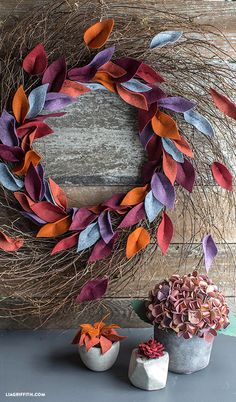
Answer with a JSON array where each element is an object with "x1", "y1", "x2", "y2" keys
[
  {"x1": 173, "y1": 135, "x2": 194, "y2": 158},
  {"x1": 156, "y1": 211, "x2": 173, "y2": 254},
  {"x1": 51, "y1": 232, "x2": 79, "y2": 255},
  {"x1": 22, "y1": 43, "x2": 48, "y2": 75},
  {"x1": 100, "y1": 335, "x2": 112, "y2": 354},
  {"x1": 17, "y1": 121, "x2": 53, "y2": 140},
  {"x1": 60, "y1": 80, "x2": 90, "y2": 97},
  {"x1": 176, "y1": 159, "x2": 196, "y2": 193},
  {"x1": 0, "y1": 231, "x2": 24, "y2": 252},
  {"x1": 31, "y1": 201, "x2": 66, "y2": 222},
  {"x1": 136, "y1": 63, "x2": 165, "y2": 84},
  {"x1": 75, "y1": 277, "x2": 109, "y2": 303},
  {"x1": 116, "y1": 85, "x2": 148, "y2": 110},
  {"x1": 14, "y1": 191, "x2": 35, "y2": 212},
  {"x1": 42, "y1": 56, "x2": 67, "y2": 92},
  {"x1": 211, "y1": 162, "x2": 233, "y2": 191},
  {"x1": 48, "y1": 178, "x2": 68, "y2": 210},
  {"x1": 162, "y1": 150, "x2": 177, "y2": 185},
  {"x1": 210, "y1": 88, "x2": 236, "y2": 120}
]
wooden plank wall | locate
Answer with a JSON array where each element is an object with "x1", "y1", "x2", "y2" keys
[{"x1": 0, "y1": 0, "x2": 235, "y2": 328}]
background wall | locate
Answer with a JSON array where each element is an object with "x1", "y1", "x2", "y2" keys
[{"x1": 0, "y1": 0, "x2": 235, "y2": 328}]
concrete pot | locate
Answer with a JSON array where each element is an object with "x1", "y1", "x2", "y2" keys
[
  {"x1": 128, "y1": 348, "x2": 169, "y2": 391},
  {"x1": 154, "y1": 326, "x2": 214, "y2": 374},
  {"x1": 78, "y1": 341, "x2": 120, "y2": 371}
]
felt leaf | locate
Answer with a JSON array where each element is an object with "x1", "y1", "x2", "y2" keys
[
  {"x1": 150, "y1": 31, "x2": 183, "y2": 49},
  {"x1": 152, "y1": 111, "x2": 180, "y2": 140},
  {"x1": 98, "y1": 211, "x2": 114, "y2": 244},
  {"x1": 141, "y1": 160, "x2": 158, "y2": 184},
  {"x1": 102, "y1": 193, "x2": 126, "y2": 212},
  {"x1": 100, "y1": 336, "x2": 112, "y2": 354},
  {"x1": 76, "y1": 277, "x2": 109, "y2": 303},
  {"x1": 139, "y1": 123, "x2": 154, "y2": 149},
  {"x1": 220, "y1": 314, "x2": 236, "y2": 337},
  {"x1": 48, "y1": 178, "x2": 68, "y2": 210},
  {"x1": 99, "y1": 61, "x2": 126, "y2": 78},
  {"x1": 158, "y1": 96, "x2": 195, "y2": 113},
  {"x1": 126, "y1": 227, "x2": 150, "y2": 259},
  {"x1": 116, "y1": 85, "x2": 148, "y2": 110},
  {"x1": 84, "y1": 19, "x2": 114, "y2": 49},
  {"x1": 26, "y1": 84, "x2": 49, "y2": 119},
  {"x1": 211, "y1": 162, "x2": 232, "y2": 191},
  {"x1": 13, "y1": 150, "x2": 41, "y2": 175},
  {"x1": 0, "y1": 231, "x2": 24, "y2": 252},
  {"x1": 161, "y1": 138, "x2": 184, "y2": 163},
  {"x1": 44, "y1": 92, "x2": 76, "y2": 111},
  {"x1": 202, "y1": 234, "x2": 218, "y2": 272},
  {"x1": 24, "y1": 163, "x2": 45, "y2": 201},
  {"x1": 70, "y1": 208, "x2": 97, "y2": 231},
  {"x1": 184, "y1": 109, "x2": 214, "y2": 137},
  {"x1": 176, "y1": 159, "x2": 196, "y2": 192},
  {"x1": 60, "y1": 80, "x2": 90, "y2": 97},
  {"x1": 156, "y1": 211, "x2": 173, "y2": 254},
  {"x1": 36, "y1": 215, "x2": 71, "y2": 238},
  {"x1": 210, "y1": 88, "x2": 236, "y2": 120},
  {"x1": 92, "y1": 71, "x2": 116, "y2": 93},
  {"x1": 0, "y1": 110, "x2": 18, "y2": 146},
  {"x1": 12, "y1": 85, "x2": 29, "y2": 124},
  {"x1": 118, "y1": 202, "x2": 146, "y2": 229},
  {"x1": 113, "y1": 58, "x2": 142, "y2": 83},
  {"x1": 33, "y1": 112, "x2": 66, "y2": 121},
  {"x1": 88, "y1": 237, "x2": 116, "y2": 262},
  {"x1": 42, "y1": 56, "x2": 67, "y2": 92},
  {"x1": 21, "y1": 211, "x2": 46, "y2": 225},
  {"x1": 144, "y1": 86, "x2": 166, "y2": 105},
  {"x1": 14, "y1": 191, "x2": 35, "y2": 212},
  {"x1": 144, "y1": 190, "x2": 163, "y2": 223},
  {"x1": 146, "y1": 135, "x2": 162, "y2": 162},
  {"x1": 136, "y1": 63, "x2": 165, "y2": 84},
  {"x1": 0, "y1": 144, "x2": 24, "y2": 162},
  {"x1": 131, "y1": 300, "x2": 151, "y2": 324},
  {"x1": 31, "y1": 201, "x2": 66, "y2": 222},
  {"x1": 173, "y1": 136, "x2": 194, "y2": 158},
  {"x1": 120, "y1": 184, "x2": 148, "y2": 206},
  {"x1": 138, "y1": 103, "x2": 158, "y2": 134},
  {"x1": 162, "y1": 150, "x2": 177, "y2": 184},
  {"x1": 0, "y1": 163, "x2": 23, "y2": 191},
  {"x1": 77, "y1": 221, "x2": 100, "y2": 252},
  {"x1": 121, "y1": 79, "x2": 151, "y2": 93},
  {"x1": 151, "y1": 172, "x2": 176, "y2": 209},
  {"x1": 79, "y1": 82, "x2": 107, "y2": 91},
  {"x1": 22, "y1": 43, "x2": 48, "y2": 75}
]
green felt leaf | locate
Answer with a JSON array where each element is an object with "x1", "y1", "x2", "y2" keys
[
  {"x1": 220, "y1": 314, "x2": 236, "y2": 337},
  {"x1": 131, "y1": 299, "x2": 151, "y2": 324}
]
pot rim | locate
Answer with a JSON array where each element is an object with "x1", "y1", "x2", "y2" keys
[{"x1": 79, "y1": 340, "x2": 120, "y2": 352}]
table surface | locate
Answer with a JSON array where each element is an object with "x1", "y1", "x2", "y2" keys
[{"x1": 0, "y1": 328, "x2": 236, "y2": 402}]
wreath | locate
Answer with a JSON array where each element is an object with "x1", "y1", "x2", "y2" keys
[{"x1": 0, "y1": 2, "x2": 234, "y2": 325}]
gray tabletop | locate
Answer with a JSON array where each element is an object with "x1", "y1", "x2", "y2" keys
[{"x1": 0, "y1": 328, "x2": 235, "y2": 402}]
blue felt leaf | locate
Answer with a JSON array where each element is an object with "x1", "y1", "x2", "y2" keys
[
  {"x1": 150, "y1": 31, "x2": 183, "y2": 49},
  {"x1": 78, "y1": 82, "x2": 108, "y2": 91},
  {"x1": 27, "y1": 84, "x2": 49, "y2": 119},
  {"x1": 0, "y1": 110, "x2": 19, "y2": 146},
  {"x1": 161, "y1": 138, "x2": 184, "y2": 163},
  {"x1": 121, "y1": 79, "x2": 151, "y2": 93},
  {"x1": 144, "y1": 190, "x2": 163, "y2": 223},
  {"x1": 184, "y1": 109, "x2": 215, "y2": 137},
  {"x1": 0, "y1": 163, "x2": 24, "y2": 191},
  {"x1": 77, "y1": 221, "x2": 100, "y2": 252}
]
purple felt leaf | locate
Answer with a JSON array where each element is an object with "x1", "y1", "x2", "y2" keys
[
  {"x1": 202, "y1": 234, "x2": 218, "y2": 272},
  {"x1": 138, "y1": 103, "x2": 157, "y2": 134},
  {"x1": 151, "y1": 172, "x2": 176, "y2": 209},
  {"x1": 139, "y1": 123, "x2": 154, "y2": 149},
  {"x1": 24, "y1": 163, "x2": 45, "y2": 202},
  {"x1": 42, "y1": 56, "x2": 67, "y2": 92},
  {"x1": 70, "y1": 207, "x2": 97, "y2": 231},
  {"x1": 98, "y1": 210, "x2": 114, "y2": 244},
  {"x1": 21, "y1": 211, "x2": 47, "y2": 225},
  {"x1": 141, "y1": 160, "x2": 158, "y2": 184},
  {"x1": 0, "y1": 144, "x2": 24, "y2": 162},
  {"x1": 144, "y1": 86, "x2": 166, "y2": 105},
  {"x1": 68, "y1": 47, "x2": 115, "y2": 82},
  {"x1": 118, "y1": 202, "x2": 145, "y2": 229},
  {"x1": 44, "y1": 92, "x2": 76, "y2": 111},
  {"x1": 0, "y1": 110, "x2": 19, "y2": 146},
  {"x1": 112, "y1": 58, "x2": 142, "y2": 83},
  {"x1": 176, "y1": 159, "x2": 196, "y2": 192},
  {"x1": 158, "y1": 97, "x2": 196, "y2": 113},
  {"x1": 88, "y1": 236, "x2": 117, "y2": 262},
  {"x1": 75, "y1": 277, "x2": 109, "y2": 303}
]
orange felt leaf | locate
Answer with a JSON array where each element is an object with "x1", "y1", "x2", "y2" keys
[
  {"x1": 13, "y1": 150, "x2": 41, "y2": 175},
  {"x1": 93, "y1": 71, "x2": 116, "y2": 93},
  {"x1": 100, "y1": 335, "x2": 112, "y2": 354},
  {"x1": 162, "y1": 150, "x2": 177, "y2": 184},
  {"x1": 120, "y1": 184, "x2": 148, "y2": 206},
  {"x1": 116, "y1": 85, "x2": 148, "y2": 111},
  {"x1": 84, "y1": 19, "x2": 115, "y2": 49},
  {"x1": 48, "y1": 178, "x2": 68, "y2": 210},
  {"x1": 14, "y1": 191, "x2": 35, "y2": 212},
  {"x1": 151, "y1": 111, "x2": 180, "y2": 140},
  {"x1": 0, "y1": 231, "x2": 24, "y2": 252},
  {"x1": 86, "y1": 337, "x2": 100, "y2": 351},
  {"x1": 126, "y1": 227, "x2": 150, "y2": 259},
  {"x1": 60, "y1": 80, "x2": 90, "y2": 97},
  {"x1": 173, "y1": 135, "x2": 194, "y2": 158},
  {"x1": 36, "y1": 215, "x2": 71, "y2": 238},
  {"x1": 12, "y1": 85, "x2": 29, "y2": 124}
]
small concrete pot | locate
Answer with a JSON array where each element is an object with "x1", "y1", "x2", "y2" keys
[
  {"x1": 78, "y1": 341, "x2": 120, "y2": 371},
  {"x1": 128, "y1": 348, "x2": 169, "y2": 391},
  {"x1": 154, "y1": 326, "x2": 214, "y2": 374}
]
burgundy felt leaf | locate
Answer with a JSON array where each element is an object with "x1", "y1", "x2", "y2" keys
[
  {"x1": 211, "y1": 162, "x2": 233, "y2": 191},
  {"x1": 98, "y1": 210, "x2": 114, "y2": 244},
  {"x1": 176, "y1": 159, "x2": 196, "y2": 192},
  {"x1": 51, "y1": 232, "x2": 79, "y2": 255},
  {"x1": 146, "y1": 135, "x2": 162, "y2": 161},
  {"x1": 136, "y1": 63, "x2": 165, "y2": 84},
  {"x1": 141, "y1": 160, "x2": 158, "y2": 184},
  {"x1": 0, "y1": 231, "x2": 24, "y2": 252},
  {"x1": 75, "y1": 277, "x2": 109, "y2": 303},
  {"x1": 202, "y1": 234, "x2": 218, "y2": 272},
  {"x1": 151, "y1": 172, "x2": 176, "y2": 209},
  {"x1": 31, "y1": 201, "x2": 66, "y2": 223},
  {"x1": 22, "y1": 43, "x2": 48, "y2": 75},
  {"x1": 139, "y1": 124, "x2": 154, "y2": 149},
  {"x1": 69, "y1": 207, "x2": 97, "y2": 231},
  {"x1": 102, "y1": 193, "x2": 125, "y2": 210},
  {"x1": 138, "y1": 103, "x2": 158, "y2": 134},
  {"x1": 17, "y1": 121, "x2": 54, "y2": 140},
  {"x1": 156, "y1": 211, "x2": 173, "y2": 254},
  {"x1": 42, "y1": 56, "x2": 67, "y2": 92},
  {"x1": 112, "y1": 58, "x2": 142, "y2": 83},
  {"x1": 118, "y1": 202, "x2": 146, "y2": 229},
  {"x1": 32, "y1": 112, "x2": 66, "y2": 121},
  {"x1": 144, "y1": 86, "x2": 166, "y2": 105},
  {"x1": 0, "y1": 144, "x2": 24, "y2": 162},
  {"x1": 210, "y1": 88, "x2": 236, "y2": 120},
  {"x1": 0, "y1": 110, "x2": 19, "y2": 146},
  {"x1": 24, "y1": 163, "x2": 45, "y2": 201},
  {"x1": 88, "y1": 237, "x2": 116, "y2": 262}
]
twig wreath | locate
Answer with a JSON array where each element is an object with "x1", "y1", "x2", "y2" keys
[{"x1": 0, "y1": 0, "x2": 235, "y2": 325}]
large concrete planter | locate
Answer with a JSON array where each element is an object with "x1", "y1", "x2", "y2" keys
[
  {"x1": 154, "y1": 326, "x2": 214, "y2": 374},
  {"x1": 78, "y1": 341, "x2": 120, "y2": 371}
]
